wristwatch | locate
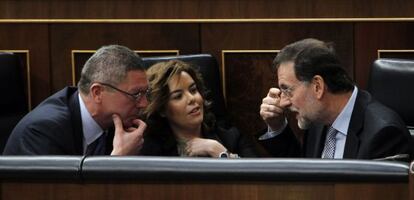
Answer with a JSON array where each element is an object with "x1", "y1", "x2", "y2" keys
[{"x1": 219, "y1": 151, "x2": 229, "y2": 158}]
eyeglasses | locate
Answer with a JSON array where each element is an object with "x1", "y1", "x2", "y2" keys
[
  {"x1": 98, "y1": 82, "x2": 149, "y2": 102},
  {"x1": 279, "y1": 86, "x2": 295, "y2": 98},
  {"x1": 279, "y1": 83, "x2": 303, "y2": 98}
]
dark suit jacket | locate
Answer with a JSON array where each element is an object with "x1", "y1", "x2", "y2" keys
[
  {"x1": 141, "y1": 125, "x2": 259, "y2": 157},
  {"x1": 259, "y1": 90, "x2": 414, "y2": 160},
  {"x1": 3, "y1": 87, "x2": 113, "y2": 155}
]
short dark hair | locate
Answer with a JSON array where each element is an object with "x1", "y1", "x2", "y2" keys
[
  {"x1": 144, "y1": 60, "x2": 215, "y2": 136},
  {"x1": 273, "y1": 38, "x2": 354, "y2": 93}
]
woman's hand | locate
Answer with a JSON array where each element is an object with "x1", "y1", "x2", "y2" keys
[{"x1": 185, "y1": 138, "x2": 227, "y2": 158}]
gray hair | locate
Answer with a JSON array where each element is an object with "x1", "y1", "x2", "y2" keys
[{"x1": 77, "y1": 45, "x2": 144, "y2": 94}]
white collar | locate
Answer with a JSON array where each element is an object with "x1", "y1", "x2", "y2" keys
[
  {"x1": 78, "y1": 93, "x2": 103, "y2": 147},
  {"x1": 331, "y1": 86, "x2": 358, "y2": 136}
]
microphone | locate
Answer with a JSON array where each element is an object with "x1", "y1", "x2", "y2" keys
[{"x1": 374, "y1": 154, "x2": 410, "y2": 162}]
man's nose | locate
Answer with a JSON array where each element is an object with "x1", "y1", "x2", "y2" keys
[
  {"x1": 186, "y1": 92, "x2": 196, "y2": 104},
  {"x1": 279, "y1": 93, "x2": 292, "y2": 108},
  {"x1": 136, "y1": 95, "x2": 148, "y2": 108}
]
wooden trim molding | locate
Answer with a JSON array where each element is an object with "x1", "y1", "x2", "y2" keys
[{"x1": 377, "y1": 49, "x2": 414, "y2": 59}]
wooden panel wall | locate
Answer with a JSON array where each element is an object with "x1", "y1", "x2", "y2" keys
[
  {"x1": 1, "y1": 0, "x2": 414, "y2": 18},
  {"x1": 49, "y1": 23, "x2": 199, "y2": 91},
  {"x1": 0, "y1": 24, "x2": 49, "y2": 107},
  {"x1": 354, "y1": 22, "x2": 414, "y2": 88},
  {"x1": 0, "y1": 181, "x2": 409, "y2": 200},
  {"x1": 1, "y1": 21, "x2": 414, "y2": 139},
  {"x1": 1, "y1": 1, "x2": 414, "y2": 141}
]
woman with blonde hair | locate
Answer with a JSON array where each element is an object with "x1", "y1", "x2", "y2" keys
[{"x1": 141, "y1": 60, "x2": 258, "y2": 158}]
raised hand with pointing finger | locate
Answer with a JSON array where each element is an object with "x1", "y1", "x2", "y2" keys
[
  {"x1": 259, "y1": 88, "x2": 288, "y2": 131},
  {"x1": 256, "y1": 38, "x2": 413, "y2": 160}
]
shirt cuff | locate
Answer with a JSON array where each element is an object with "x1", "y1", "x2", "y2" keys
[{"x1": 258, "y1": 118, "x2": 288, "y2": 140}]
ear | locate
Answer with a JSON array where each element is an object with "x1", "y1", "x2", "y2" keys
[
  {"x1": 311, "y1": 75, "x2": 325, "y2": 99},
  {"x1": 90, "y1": 83, "x2": 104, "y2": 103}
]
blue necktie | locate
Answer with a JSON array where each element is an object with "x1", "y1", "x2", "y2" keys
[{"x1": 322, "y1": 126, "x2": 337, "y2": 159}]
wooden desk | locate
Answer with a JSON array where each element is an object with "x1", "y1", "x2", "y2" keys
[{"x1": 0, "y1": 157, "x2": 410, "y2": 200}]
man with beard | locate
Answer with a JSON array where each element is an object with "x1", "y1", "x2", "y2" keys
[
  {"x1": 4, "y1": 45, "x2": 148, "y2": 155},
  {"x1": 258, "y1": 38, "x2": 413, "y2": 160}
]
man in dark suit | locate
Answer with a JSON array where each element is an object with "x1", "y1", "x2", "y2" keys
[
  {"x1": 3, "y1": 45, "x2": 148, "y2": 155},
  {"x1": 259, "y1": 38, "x2": 413, "y2": 160}
]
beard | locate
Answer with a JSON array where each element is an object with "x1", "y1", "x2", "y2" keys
[
  {"x1": 289, "y1": 106, "x2": 311, "y2": 130},
  {"x1": 297, "y1": 116, "x2": 311, "y2": 130},
  {"x1": 289, "y1": 92, "x2": 323, "y2": 130}
]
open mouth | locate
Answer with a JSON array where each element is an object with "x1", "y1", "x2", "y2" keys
[{"x1": 189, "y1": 107, "x2": 201, "y2": 115}]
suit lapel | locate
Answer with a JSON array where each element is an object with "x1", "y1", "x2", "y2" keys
[
  {"x1": 68, "y1": 88, "x2": 84, "y2": 155},
  {"x1": 343, "y1": 90, "x2": 369, "y2": 158},
  {"x1": 305, "y1": 124, "x2": 326, "y2": 158}
]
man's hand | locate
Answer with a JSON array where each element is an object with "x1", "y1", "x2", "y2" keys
[
  {"x1": 260, "y1": 88, "x2": 286, "y2": 131},
  {"x1": 111, "y1": 114, "x2": 146, "y2": 155}
]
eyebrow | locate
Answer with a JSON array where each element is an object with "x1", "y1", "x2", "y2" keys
[
  {"x1": 169, "y1": 82, "x2": 196, "y2": 95},
  {"x1": 169, "y1": 89, "x2": 182, "y2": 96}
]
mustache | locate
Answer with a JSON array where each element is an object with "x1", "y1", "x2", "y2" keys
[
  {"x1": 288, "y1": 107, "x2": 298, "y2": 113},
  {"x1": 136, "y1": 110, "x2": 146, "y2": 120}
]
